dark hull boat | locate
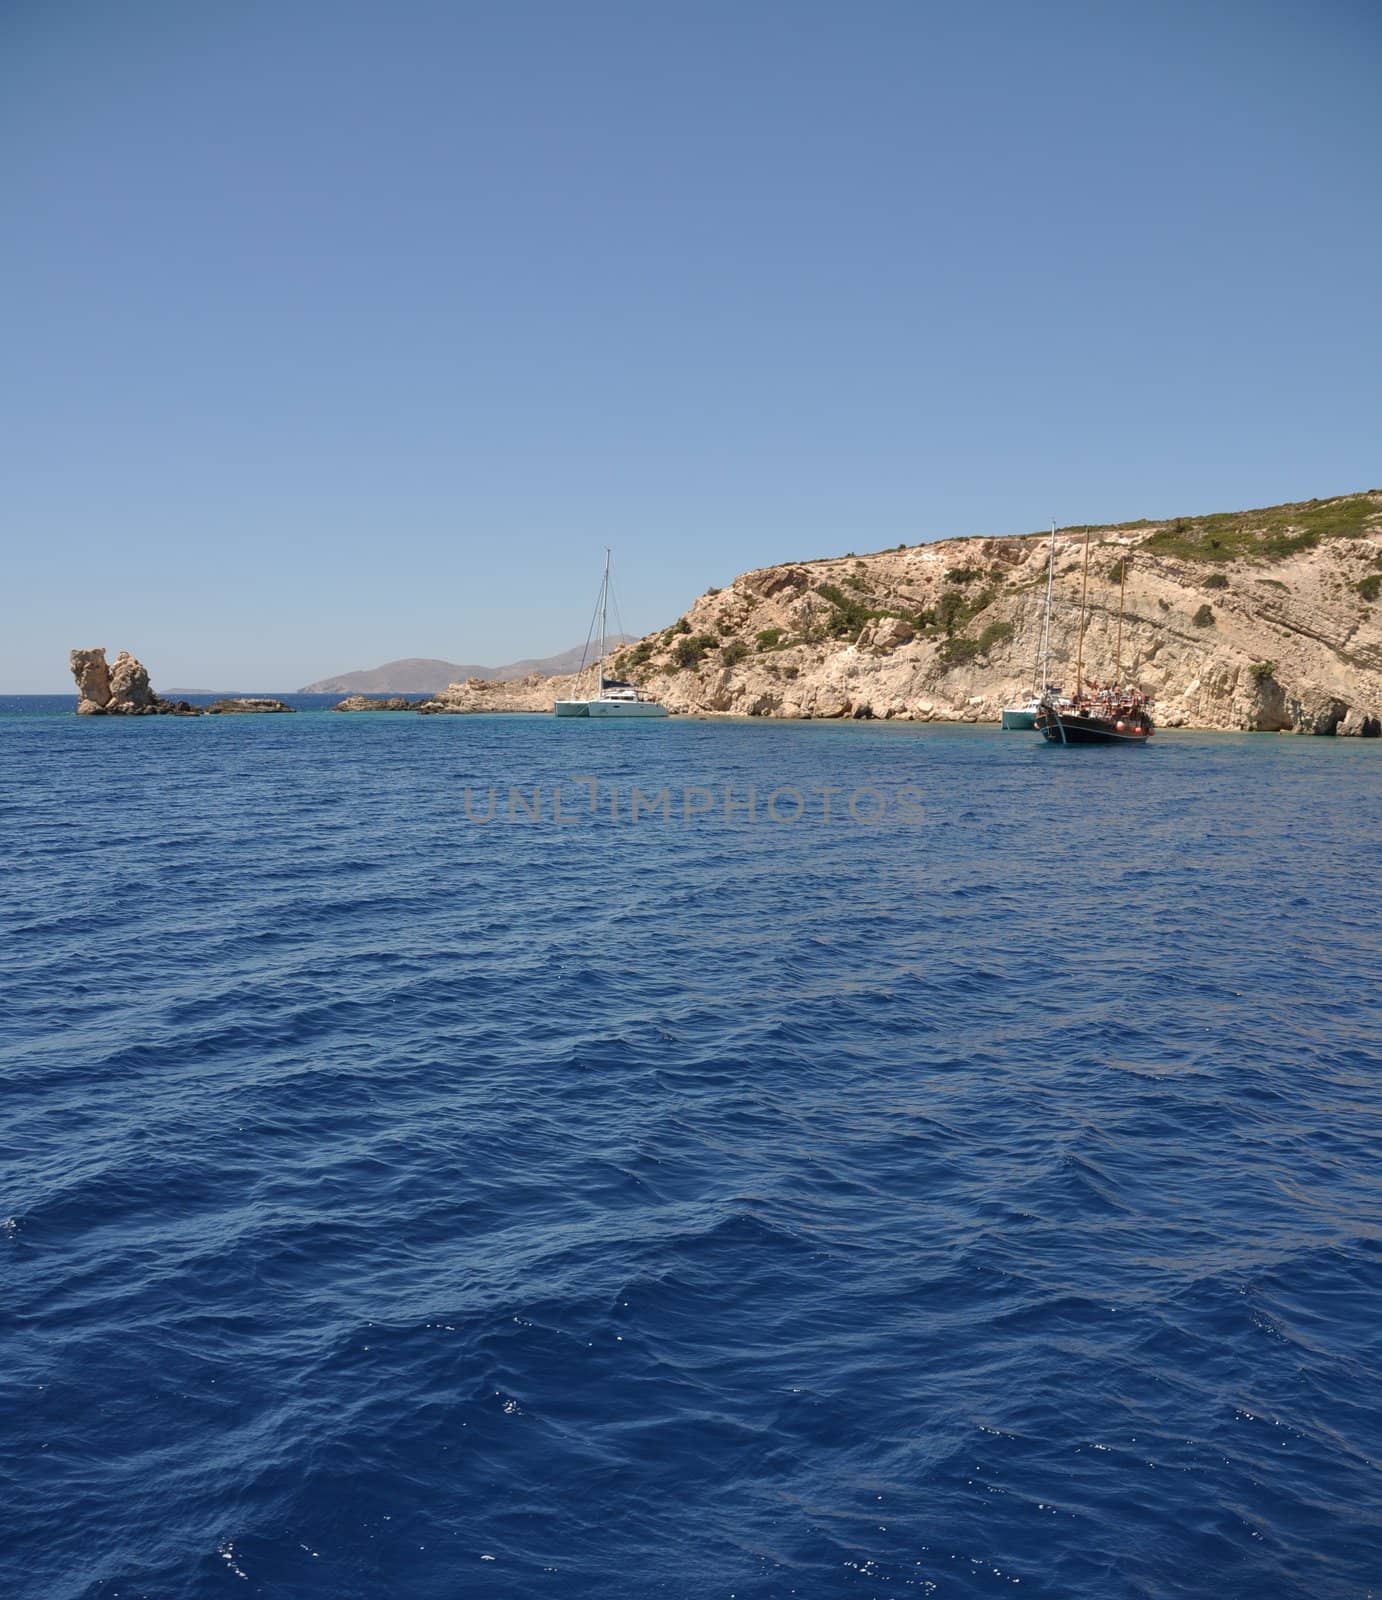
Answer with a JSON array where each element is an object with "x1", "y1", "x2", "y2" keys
[
  {"x1": 1036, "y1": 534, "x2": 1157, "y2": 747},
  {"x1": 1037, "y1": 701, "x2": 1154, "y2": 745}
]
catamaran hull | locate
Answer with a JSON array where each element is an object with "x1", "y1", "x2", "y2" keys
[
  {"x1": 585, "y1": 700, "x2": 668, "y2": 718},
  {"x1": 553, "y1": 701, "x2": 589, "y2": 717}
]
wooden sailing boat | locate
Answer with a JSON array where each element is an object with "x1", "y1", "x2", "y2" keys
[{"x1": 1035, "y1": 539, "x2": 1155, "y2": 745}]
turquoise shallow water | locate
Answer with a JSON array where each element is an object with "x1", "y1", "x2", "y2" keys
[{"x1": 2, "y1": 701, "x2": 1380, "y2": 1598}]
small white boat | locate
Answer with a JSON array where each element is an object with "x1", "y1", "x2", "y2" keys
[
  {"x1": 1001, "y1": 698, "x2": 1042, "y2": 731},
  {"x1": 1002, "y1": 520, "x2": 1059, "y2": 731},
  {"x1": 554, "y1": 550, "x2": 668, "y2": 719}
]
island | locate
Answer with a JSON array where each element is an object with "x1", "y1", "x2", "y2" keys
[{"x1": 70, "y1": 491, "x2": 1382, "y2": 733}]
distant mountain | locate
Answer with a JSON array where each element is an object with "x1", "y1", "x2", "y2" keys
[{"x1": 299, "y1": 638, "x2": 635, "y2": 695}]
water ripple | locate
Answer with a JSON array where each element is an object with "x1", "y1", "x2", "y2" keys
[{"x1": 1, "y1": 707, "x2": 1379, "y2": 1598}]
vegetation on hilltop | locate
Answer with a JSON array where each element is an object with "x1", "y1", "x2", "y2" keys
[{"x1": 1140, "y1": 493, "x2": 1378, "y2": 563}]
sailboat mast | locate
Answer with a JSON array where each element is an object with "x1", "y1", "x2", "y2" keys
[
  {"x1": 1114, "y1": 554, "x2": 1126, "y2": 681},
  {"x1": 598, "y1": 547, "x2": 610, "y2": 696},
  {"x1": 1074, "y1": 529, "x2": 1091, "y2": 698},
  {"x1": 1037, "y1": 519, "x2": 1056, "y2": 694}
]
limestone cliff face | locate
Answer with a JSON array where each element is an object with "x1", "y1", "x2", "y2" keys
[{"x1": 597, "y1": 492, "x2": 1382, "y2": 734}]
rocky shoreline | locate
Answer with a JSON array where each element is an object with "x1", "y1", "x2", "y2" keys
[{"x1": 68, "y1": 492, "x2": 1382, "y2": 734}]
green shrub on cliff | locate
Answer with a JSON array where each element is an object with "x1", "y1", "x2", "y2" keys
[
  {"x1": 671, "y1": 634, "x2": 716, "y2": 668},
  {"x1": 935, "y1": 585, "x2": 996, "y2": 637},
  {"x1": 1193, "y1": 603, "x2": 1215, "y2": 627},
  {"x1": 977, "y1": 620, "x2": 1014, "y2": 652},
  {"x1": 817, "y1": 581, "x2": 923, "y2": 641},
  {"x1": 1357, "y1": 574, "x2": 1381, "y2": 602},
  {"x1": 939, "y1": 618, "x2": 1013, "y2": 667},
  {"x1": 938, "y1": 635, "x2": 980, "y2": 665},
  {"x1": 815, "y1": 582, "x2": 874, "y2": 638}
]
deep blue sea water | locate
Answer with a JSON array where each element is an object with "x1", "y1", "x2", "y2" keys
[{"x1": 3, "y1": 698, "x2": 1380, "y2": 1599}]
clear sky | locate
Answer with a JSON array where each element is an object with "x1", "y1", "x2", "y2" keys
[{"x1": 4, "y1": 0, "x2": 1379, "y2": 689}]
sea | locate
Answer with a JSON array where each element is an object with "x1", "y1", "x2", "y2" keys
[{"x1": 3, "y1": 696, "x2": 1380, "y2": 1599}]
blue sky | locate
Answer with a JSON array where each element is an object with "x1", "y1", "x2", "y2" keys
[{"x1": 4, "y1": 0, "x2": 1379, "y2": 689}]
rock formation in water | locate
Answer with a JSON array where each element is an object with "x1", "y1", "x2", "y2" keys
[
  {"x1": 417, "y1": 673, "x2": 573, "y2": 714},
  {"x1": 70, "y1": 647, "x2": 113, "y2": 711},
  {"x1": 69, "y1": 647, "x2": 198, "y2": 715},
  {"x1": 585, "y1": 490, "x2": 1382, "y2": 734},
  {"x1": 204, "y1": 698, "x2": 295, "y2": 714},
  {"x1": 69, "y1": 651, "x2": 294, "y2": 715},
  {"x1": 331, "y1": 695, "x2": 426, "y2": 712}
]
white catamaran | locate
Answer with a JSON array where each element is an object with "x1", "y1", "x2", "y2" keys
[{"x1": 553, "y1": 550, "x2": 668, "y2": 719}]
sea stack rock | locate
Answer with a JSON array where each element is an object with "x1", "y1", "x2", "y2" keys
[
  {"x1": 70, "y1": 647, "x2": 113, "y2": 714},
  {"x1": 107, "y1": 650, "x2": 158, "y2": 711},
  {"x1": 69, "y1": 647, "x2": 199, "y2": 715}
]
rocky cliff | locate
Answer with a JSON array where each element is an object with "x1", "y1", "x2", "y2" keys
[{"x1": 584, "y1": 491, "x2": 1382, "y2": 734}]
